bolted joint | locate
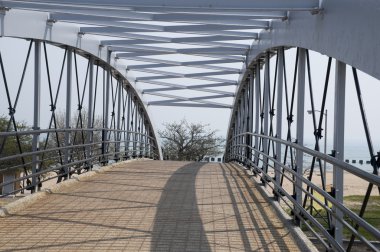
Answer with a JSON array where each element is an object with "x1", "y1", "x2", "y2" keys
[
  {"x1": 269, "y1": 109, "x2": 275, "y2": 116},
  {"x1": 376, "y1": 152, "x2": 380, "y2": 167},
  {"x1": 46, "y1": 18, "x2": 56, "y2": 26},
  {"x1": 310, "y1": 7, "x2": 324, "y2": 15},
  {"x1": 8, "y1": 107, "x2": 15, "y2": 116},
  {"x1": 77, "y1": 104, "x2": 82, "y2": 111},
  {"x1": 287, "y1": 114, "x2": 294, "y2": 123},
  {"x1": 0, "y1": 7, "x2": 10, "y2": 15},
  {"x1": 50, "y1": 104, "x2": 56, "y2": 111},
  {"x1": 330, "y1": 150, "x2": 336, "y2": 158},
  {"x1": 314, "y1": 128, "x2": 323, "y2": 139}
]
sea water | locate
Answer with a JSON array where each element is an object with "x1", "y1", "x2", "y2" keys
[{"x1": 301, "y1": 143, "x2": 378, "y2": 173}]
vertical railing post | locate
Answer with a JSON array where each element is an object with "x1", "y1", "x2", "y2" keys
[
  {"x1": 333, "y1": 60, "x2": 346, "y2": 246},
  {"x1": 295, "y1": 48, "x2": 306, "y2": 225},
  {"x1": 86, "y1": 56, "x2": 94, "y2": 170},
  {"x1": 275, "y1": 47, "x2": 284, "y2": 199},
  {"x1": 31, "y1": 40, "x2": 41, "y2": 193},
  {"x1": 254, "y1": 64, "x2": 261, "y2": 166},
  {"x1": 102, "y1": 50, "x2": 111, "y2": 165},
  {"x1": 64, "y1": 48, "x2": 73, "y2": 180},
  {"x1": 115, "y1": 78, "x2": 122, "y2": 161}
]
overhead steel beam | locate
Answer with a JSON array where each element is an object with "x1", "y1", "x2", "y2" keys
[
  {"x1": 137, "y1": 79, "x2": 237, "y2": 88},
  {"x1": 101, "y1": 36, "x2": 255, "y2": 47},
  {"x1": 148, "y1": 99, "x2": 232, "y2": 108},
  {"x1": 56, "y1": 14, "x2": 266, "y2": 30},
  {"x1": 142, "y1": 84, "x2": 234, "y2": 95},
  {"x1": 146, "y1": 93, "x2": 233, "y2": 107},
  {"x1": 152, "y1": 14, "x2": 273, "y2": 24},
  {"x1": 171, "y1": 35, "x2": 256, "y2": 43},
  {"x1": 109, "y1": 45, "x2": 248, "y2": 55},
  {"x1": 5, "y1": 1, "x2": 284, "y2": 22},
  {"x1": 110, "y1": 43, "x2": 249, "y2": 53},
  {"x1": 121, "y1": 56, "x2": 243, "y2": 66},
  {"x1": 101, "y1": 34, "x2": 255, "y2": 44},
  {"x1": 10, "y1": 0, "x2": 320, "y2": 10},
  {"x1": 128, "y1": 63, "x2": 239, "y2": 72},
  {"x1": 148, "y1": 93, "x2": 233, "y2": 101},
  {"x1": 116, "y1": 52, "x2": 245, "y2": 61},
  {"x1": 136, "y1": 74, "x2": 237, "y2": 84},
  {"x1": 84, "y1": 29, "x2": 258, "y2": 41},
  {"x1": 148, "y1": 102, "x2": 231, "y2": 109},
  {"x1": 134, "y1": 68, "x2": 238, "y2": 78},
  {"x1": 101, "y1": 39, "x2": 250, "y2": 50}
]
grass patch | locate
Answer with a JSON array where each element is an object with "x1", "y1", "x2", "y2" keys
[
  {"x1": 283, "y1": 195, "x2": 380, "y2": 241},
  {"x1": 343, "y1": 195, "x2": 380, "y2": 240}
]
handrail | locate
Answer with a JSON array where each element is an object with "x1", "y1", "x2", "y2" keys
[
  {"x1": 0, "y1": 127, "x2": 159, "y2": 197},
  {"x1": 226, "y1": 131, "x2": 380, "y2": 251}
]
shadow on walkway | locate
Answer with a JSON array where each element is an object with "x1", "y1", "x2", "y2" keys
[
  {"x1": 150, "y1": 162, "x2": 211, "y2": 252},
  {"x1": 222, "y1": 163, "x2": 297, "y2": 252}
]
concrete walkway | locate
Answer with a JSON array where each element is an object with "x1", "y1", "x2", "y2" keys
[{"x1": 0, "y1": 161, "x2": 311, "y2": 251}]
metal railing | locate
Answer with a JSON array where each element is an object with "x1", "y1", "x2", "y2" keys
[
  {"x1": 226, "y1": 132, "x2": 380, "y2": 252},
  {"x1": 0, "y1": 127, "x2": 159, "y2": 197}
]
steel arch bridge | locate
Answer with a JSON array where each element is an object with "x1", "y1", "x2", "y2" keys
[{"x1": 0, "y1": 1, "x2": 379, "y2": 251}]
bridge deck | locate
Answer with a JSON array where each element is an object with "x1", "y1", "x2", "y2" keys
[{"x1": 0, "y1": 161, "x2": 308, "y2": 251}]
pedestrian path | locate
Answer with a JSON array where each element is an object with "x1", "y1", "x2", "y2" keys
[{"x1": 0, "y1": 160, "x2": 311, "y2": 251}]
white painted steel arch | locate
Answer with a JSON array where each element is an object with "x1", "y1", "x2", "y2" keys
[
  {"x1": 0, "y1": 8, "x2": 162, "y2": 158},
  {"x1": 238, "y1": 0, "x2": 380, "y2": 83}
]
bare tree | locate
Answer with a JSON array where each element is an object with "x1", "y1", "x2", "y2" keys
[{"x1": 159, "y1": 119, "x2": 224, "y2": 161}]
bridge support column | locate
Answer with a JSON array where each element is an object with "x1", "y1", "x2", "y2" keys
[
  {"x1": 295, "y1": 48, "x2": 306, "y2": 225},
  {"x1": 262, "y1": 52, "x2": 270, "y2": 180},
  {"x1": 133, "y1": 100, "x2": 138, "y2": 158},
  {"x1": 31, "y1": 40, "x2": 41, "y2": 193},
  {"x1": 333, "y1": 60, "x2": 346, "y2": 246},
  {"x1": 86, "y1": 56, "x2": 94, "y2": 170},
  {"x1": 238, "y1": 95, "x2": 244, "y2": 163},
  {"x1": 232, "y1": 111, "x2": 237, "y2": 161},
  {"x1": 246, "y1": 72, "x2": 254, "y2": 168},
  {"x1": 125, "y1": 89, "x2": 131, "y2": 159},
  {"x1": 64, "y1": 48, "x2": 73, "y2": 180},
  {"x1": 274, "y1": 47, "x2": 284, "y2": 200},
  {"x1": 141, "y1": 122, "x2": 145, "y2": 158},
  {"x1": 102, "y1": 50, "x2": 111, "y2": 165},
  {"x1": 139, "y1": 111, "x2": 144, "y2": 158},
  {"x1": 115, "y1": 78, "x2": 122, "y2": 161},
  {"x1": 254, "y1": 63, "x2": 261, "y2": 167}
]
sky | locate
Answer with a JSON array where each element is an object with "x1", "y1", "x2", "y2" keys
[{"x1": 1, "y1": 36, "x2": 380, "y2": 155}]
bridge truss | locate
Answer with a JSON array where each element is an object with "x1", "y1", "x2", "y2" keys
[{"x1": 0, "y1": 0, "x2": 379, "y2": 251}]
